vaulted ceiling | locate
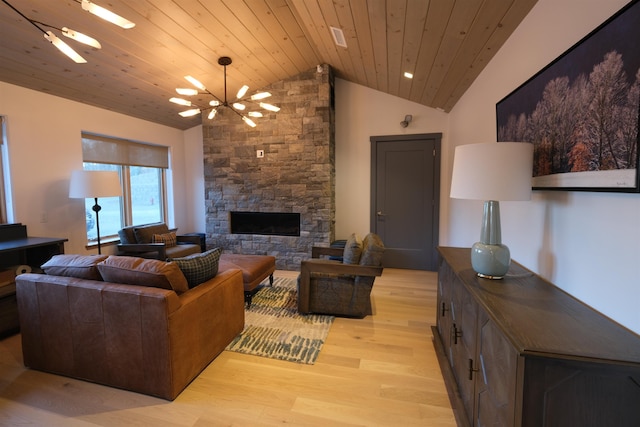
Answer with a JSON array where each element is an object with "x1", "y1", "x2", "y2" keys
[{"x1": 0, "y1": 0, "x2": 537, "y2": 130}]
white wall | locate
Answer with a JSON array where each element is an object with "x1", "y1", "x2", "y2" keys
[
  {"x1": 0, "y1": 81, "x2": 195, "y2": 255},
  {"x1": 333, "y1": 78, "x2": 449, "y2": 239},
  {"x1": 183, "y1": 124, "x2": 205, "y2": 233},
  {"x1": 446, "y1": 0, "x2": 640, "y2": 334}
]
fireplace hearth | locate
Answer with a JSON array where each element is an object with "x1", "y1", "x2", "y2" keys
[{"x1": 230, "y1": 212, "x2": 300, "y2": 237}]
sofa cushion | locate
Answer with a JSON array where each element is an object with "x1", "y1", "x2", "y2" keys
[
  {"x1": 41, "y1": 254, "x2": 108, "y2": 280},
  {"x1": 153, "y1": 231, "x2": 177, "y2": 248},
  {"x1": 97, "y1": 256, "x2": 189, "y2": 293},
  {"x1": 342, "y1": 233, "x2": 363, "y2": 265},
  {"x1": 169, "y1": 248, "x2": 222, "y2": 288},
  {"x1": 359, "y1": 233, "x2": 385, "y2": 267},
  {"x1": 134, "y1": 223, "x2": 170, "y2": 244}
]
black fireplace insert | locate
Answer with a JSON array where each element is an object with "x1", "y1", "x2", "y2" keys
[{"x1": 230, "y1": 212, "x2": 300, "y2": 236}]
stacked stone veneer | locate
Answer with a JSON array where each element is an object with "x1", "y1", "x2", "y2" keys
[{"x1": 202, "y1": 65, "x2": 335, "y2": 270}]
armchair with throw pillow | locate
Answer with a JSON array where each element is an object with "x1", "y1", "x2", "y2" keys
[
  {"x1": 117, "y1": 222, "x2": 202, "y2": 260},
  {"x1": 298, "y1": 232, "x2": 385, "y2": 318}
]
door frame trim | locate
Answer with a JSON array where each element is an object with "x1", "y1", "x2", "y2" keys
[{"x1": 370, "y1": 133, "x2": 442, "y2": 269}]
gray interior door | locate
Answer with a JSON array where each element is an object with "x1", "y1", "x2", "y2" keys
[{"x1": 370, "y1": 133, "x2": 441, "y2": 270}]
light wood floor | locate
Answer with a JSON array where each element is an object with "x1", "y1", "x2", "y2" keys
[{"x1": 0, "y1": 269, "x2": 456, "y2": 426}]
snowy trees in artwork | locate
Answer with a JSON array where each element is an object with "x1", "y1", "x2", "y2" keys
[{"x1": 498, "y1": 51, "x2": 639, "y2": 181}]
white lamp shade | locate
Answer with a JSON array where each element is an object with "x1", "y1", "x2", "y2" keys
[
  {"x1": 69, "y1": 170, "x2": 122, "y2": 199},
  {"x1": 450, "y1": 142, "x2": 534, "y2": 201}
]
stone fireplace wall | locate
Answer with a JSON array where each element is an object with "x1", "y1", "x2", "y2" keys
[{"x1": 202, "y1": 65, "x2": 335, "y2": 270}]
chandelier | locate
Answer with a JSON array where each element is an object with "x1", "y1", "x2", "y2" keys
[
  {"x1": 170, "y1": 57, "x2": 280, "y2": 127},
  {"x1": 1, "y1": 0, "x2": 135, "y2": 64}
]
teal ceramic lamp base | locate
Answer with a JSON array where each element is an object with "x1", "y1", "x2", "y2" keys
[
  {"x1": 471, "y1": 242, "x2": 510, "y2": 279},
  {"x1": 471, "y1": 200, "x2": 511, "y2": 279}
]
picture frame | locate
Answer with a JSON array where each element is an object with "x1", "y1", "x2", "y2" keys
[{"x1": 496, "y1": 0, "x2": 640, "y2": 192}]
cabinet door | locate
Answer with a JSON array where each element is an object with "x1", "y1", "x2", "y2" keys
[
  {"x1": 523, "y1": 357, "x2": 640, "y2": 427},
  {"x1": 474, "y1": 310, "x2": 518, "y2": 427},
  {"x1": 450, "y1": 275, "x2": 479, "y2": 424}
]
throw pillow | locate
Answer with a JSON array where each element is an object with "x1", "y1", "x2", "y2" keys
[
  {"x1": 359, "y1": 233, "x2": 385, "y2": 267},
  {"x1": 169, "y1": 248, "x2": 222, "y2": 288},
  {"x1": 97, "y1": 256, "x2": 189, "y2": 294},
  {"x1": 133, "y1": 223, "x2": 170, "y2": 244},
  {"x1": 342, "y1": 233, "x2": 363, "y2": 264},
  {"x1": 152, "y1": 231, "x2": 177, "y2": 248},
  {"x1": 41, "y1": 254, "x2": 108, "y2": 281}
]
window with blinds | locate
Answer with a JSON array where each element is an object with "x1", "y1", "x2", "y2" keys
[{"x1": 80, "y1": 133, "x2": 170, "y2": 244}]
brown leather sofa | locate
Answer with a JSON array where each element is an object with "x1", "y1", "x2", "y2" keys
[{"x1": 15, "y1": 254, "x2": 244, "y2": 400}]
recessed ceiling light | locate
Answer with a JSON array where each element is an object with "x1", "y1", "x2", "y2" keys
[
  {"x1": 404, "y1": 72, "x2": 414, "y2": 79},
  {"x1": 330, "y1": 26, "x2": 347, "y2": 48}
]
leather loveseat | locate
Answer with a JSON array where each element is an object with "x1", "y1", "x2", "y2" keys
[{"x1": 15, "y1": 253, "x2": 244, "y2": 400}]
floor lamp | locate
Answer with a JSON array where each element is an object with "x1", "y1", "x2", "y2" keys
[
  {"x1": 69, "y1": 170, "x2": 122, "y2": 254},
  {"x1": 450, "y1": 142, "x2": 533, "y2": 279}
]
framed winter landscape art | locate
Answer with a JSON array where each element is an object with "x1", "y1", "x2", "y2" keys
[{"x1": 496, "y1": 0, "x2": 640, "y2": 192}]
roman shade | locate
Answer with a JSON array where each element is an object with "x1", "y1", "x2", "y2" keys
[{"x1": 81, "y1": 132, "x2": 169, "y2": 169}]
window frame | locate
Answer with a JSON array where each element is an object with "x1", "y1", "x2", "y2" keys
[{"x1": 81, "y1": 133, "x2": 170, "y2": 246}]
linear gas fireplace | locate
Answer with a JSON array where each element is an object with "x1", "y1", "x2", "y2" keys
[{"x1": 230, "y1": 212, "x2": 300, "y2": 237}]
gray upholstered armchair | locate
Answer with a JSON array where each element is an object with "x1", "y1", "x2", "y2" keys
[
  {"x1": 298, "y1": 233, "x2": 384, "y2": 318},
  {"x1": 117, "y1": 222, "x2": 202, "y2": 260}
]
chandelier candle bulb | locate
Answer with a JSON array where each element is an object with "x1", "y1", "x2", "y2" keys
[
  {"x1": 236, "y1": 85, "x2": 249, "y2": 99},
  {"x1": 61, "y1": 27, "x2": 101, "y2": 48},
  {"x1": 184, "y1": 75, "x2": 206, "y2": 90},
  {"x1": 81, "y1": 0, "x2": 135, "y2": 29},
  {"x1": 169, "y1": 97, "x2": 192, "y2": 106},
  {"x1": 176, "y1": 88, "x2": 198, "y2": 96},
  {"x1": 251, "y1": 92, "x2": 271, "y2": 100},
  {"x1": 242, "y1": 117, "x2": 257, "y2": 127},
  {"x1": 179, "y1": 108, "x2": 200, "y2": 117},
  {"x1": 259, "y1": 102, "x2": 280, "y2": 112},
  {"x1": 44, "y1": 31, "x2": 86, "y2": 63}
]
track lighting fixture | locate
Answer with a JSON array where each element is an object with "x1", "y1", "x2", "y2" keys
[
  {"x1": 1, "y1": 0, "x2": 134, "y2": 63},
  {"x1": 171, "y1": 57, "x2": 280, "y2": 127}
]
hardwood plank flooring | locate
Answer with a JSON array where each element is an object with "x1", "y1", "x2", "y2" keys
[{"x1": 0, "y1": 268, "x2": 456, "y2": 426}]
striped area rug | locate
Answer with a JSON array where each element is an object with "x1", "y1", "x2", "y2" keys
[{"x1": 225, "y1": 276, "x2": 334, "y2": 364}]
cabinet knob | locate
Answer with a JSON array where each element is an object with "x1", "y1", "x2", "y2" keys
[
  {"x1": 441, "y1": 302, "x2": 450, "y2": 317},
  {"x1": 451, "y1": 323, "x2": 462, "y2": 344},
  {"x1": 468, "y1": 358, "x2": 479, "y2": 381}
]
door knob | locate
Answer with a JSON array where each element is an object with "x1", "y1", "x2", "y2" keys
[{"x1": 377, "y1": 211, "x2": 386, "y2": 216}]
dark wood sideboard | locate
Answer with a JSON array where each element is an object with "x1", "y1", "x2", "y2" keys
[
  {"x1": 434, "y1": 246, "x2": 640, "y2": 427},
  {"x1": 0, "y1": 223, "x2": 67, "y2": 337}
]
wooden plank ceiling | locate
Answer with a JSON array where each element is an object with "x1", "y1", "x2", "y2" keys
[{"x1": 0, "y1": 0, "x2": 537, "y2": 130}]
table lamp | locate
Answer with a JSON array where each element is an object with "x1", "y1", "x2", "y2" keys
[
  {"x1": 69, "y1": 170, "x2": 122, "y2": 254},
  {"x1": 450, "y1": 142, "x2": 533, "y2": 279}
]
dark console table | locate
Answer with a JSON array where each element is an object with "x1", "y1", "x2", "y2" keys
[
  {"x1": 434, "y1": 246, "x2": 640, "y2": 427},
  {"x1": 0, "y1": 223, "x2": 67, "y2": 337}
]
